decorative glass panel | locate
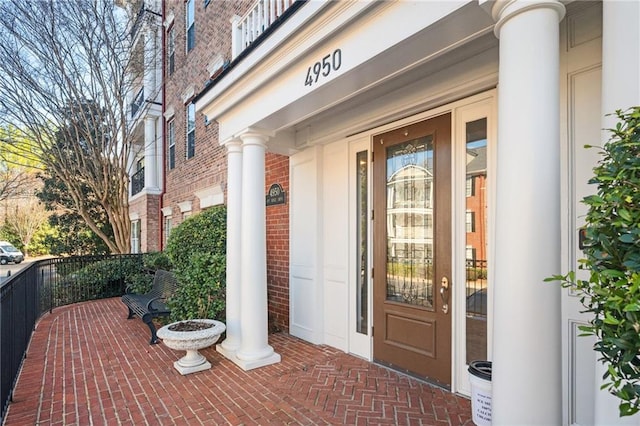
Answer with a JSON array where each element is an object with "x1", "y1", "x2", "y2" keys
[
  {"x1": 465, "y1": 117, "x2": 488, "y2": 364},
  {"x1": 385, "y1": 136, "x2": 434, "y2": 308},
  {"x1": 356, "y1": 150, "x2": 368, "y2": 334}
]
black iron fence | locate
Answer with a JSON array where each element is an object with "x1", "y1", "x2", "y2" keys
[{"x1": 0, "y1": 254, "x2": 143, "y2": 422}]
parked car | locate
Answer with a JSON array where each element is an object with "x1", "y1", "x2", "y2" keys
[
  {"x1": 0, "y1": 241, "x2": 24, "y2": 265},
  {"x1": 466, "y1": 287, "x2": 487, "y2": 317}
]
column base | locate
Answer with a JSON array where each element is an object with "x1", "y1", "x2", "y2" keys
[
  {"x1": 218, "y1": 349, "x2": 280, "y2": 371},
  {"x1": 233, "y1": 351, "x2": 281, "y2": 371},
  {"x1": 216, "y1": 342, "x2": 238, "y2": 360}
]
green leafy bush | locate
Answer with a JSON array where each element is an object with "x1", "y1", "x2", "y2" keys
[
  {"x1": 123, "y1": 252, "x2": 173, "y2": 295},
  {"x1": 143, "y1": 251, "x2": 172, "y2": 271},
  {"x1": 548, "y1": 107, "x2": 640, "y2": 416},
  {"x1": 165, "y1": 206, "x2": 226, "y2": 321},
  {"x1": 56, "y1": 256, "x2": 144, "y2": 304}
]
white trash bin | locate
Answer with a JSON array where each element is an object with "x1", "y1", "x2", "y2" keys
[{"x1": 468, "y1": 360, "x2": 492, "y2": 426}]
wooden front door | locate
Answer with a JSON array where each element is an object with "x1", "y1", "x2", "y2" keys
[{"x1": 372, "y1": 113, "x2": 452, "y2": 388}]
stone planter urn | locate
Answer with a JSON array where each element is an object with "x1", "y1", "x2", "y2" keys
[{"x1": 157, "y1": 319, "x2": 226, "y2": 375}]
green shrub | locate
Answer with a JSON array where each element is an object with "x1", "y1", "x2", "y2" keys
[
  {"x1": 143, "y1": 251, "x2": 172, "y2": 271},
  {"x1": 56, "y1": 256, "x2": 144, "y2": 304},
  {"x1": 125, "y1": 271, "x2": 154, "y2": 294},
  {"x1": 548, "y1": 107, "x2": 640, "y2": 417},
  {"x1": 165, "y1": 206, "x2": 227, "y2": 321}
]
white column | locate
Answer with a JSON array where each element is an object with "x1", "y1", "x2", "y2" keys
[
  {"x1": 143, "y1": 116, "x2": 157, "y2": 191},
  {"x1": 235, "y1": 129, "x2": 281, "y2": 370},
  {"x1": 490, "y1": 1, "x2": 565, "y2": 424},
  {"x1": 595, "y1": 1, "x2": 640, "y2": 424},
  {"x1": 217, "y1": 139, "x2": 243, "y2": 359},
  {"x1": 143, "y1": 29, "x2": 156, "y2": 95}
]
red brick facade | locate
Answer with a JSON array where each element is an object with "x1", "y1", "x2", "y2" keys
[
  {"x1": 162, "y1": 0, "x2": 290, "y2": 331},
  {"x1": 265, "y1": 153, "x2": 290, "y2": 332},
  {"x1": 129, "y1": 193, "x2": 161, "y2": 253}
]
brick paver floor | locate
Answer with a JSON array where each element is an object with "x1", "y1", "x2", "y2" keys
[{"x1": 3, "y1": 298, "x2": 472, "y2": 425}]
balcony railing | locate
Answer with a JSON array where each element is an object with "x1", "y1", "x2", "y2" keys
[
  {"x1": 0, "y1": 255, "x2": 144, "y2": 422},
  {"x1": 130, "y1": 87, "x2": 144, "y2": 118},
  {"x1": 131, "y1": 166, "x2": 145, "y2": 196},
  {"x1": 232, "y1": 0, "x2": 297, "y2": 59}
]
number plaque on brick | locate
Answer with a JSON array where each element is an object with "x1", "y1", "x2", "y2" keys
[{"x1": 266, "y1": 183, "x2": 286, "y2": 206}]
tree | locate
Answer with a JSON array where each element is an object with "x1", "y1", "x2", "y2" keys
[
  {"x1": 0, "y1": 127, "x2": 39, "y2": 202},
  {"x1": 0, "y1": 0, "x2": 144, "y2": 253},
  {"x1": 4, "y1": 197, "x2": 49, "y2": 256},
  {"x1": 37, "y1": 173, "x2": 112, "y2": 256}
]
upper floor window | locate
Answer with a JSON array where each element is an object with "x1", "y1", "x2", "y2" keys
[
  {"x1": 168, "y1": 119, "x2": 176, "y2": 169},
  {"x1": 466, "y1": 210, "x2": 476, "y2": 233},
  {"x1": 186, "y1": 104, "x2": 195, "y2": 159},
  {"x1": 167, "y1": 27, "x2": 175, "y2": 75},
  {"x1": 186, "y1": 0, "x2": 195, "y2": 52}
]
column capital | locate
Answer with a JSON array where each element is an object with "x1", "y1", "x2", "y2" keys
[
  {"x1": 221, "y1": 137, "x2": 243, "y2": 153},
  {"x1": 490, "y1": 0, "x2": 565, "y2": 37},
  {"x1": 237, "y1": 127, "x2": 274, "y2": 147}
]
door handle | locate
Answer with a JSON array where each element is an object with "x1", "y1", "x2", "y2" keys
[{"x1": 440, "y1": 277, "x2": 449, "y2": 314}]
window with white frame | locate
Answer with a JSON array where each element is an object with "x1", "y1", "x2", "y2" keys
[
  {"x1": 168, "y1": 119, "x2": 175, "y2": 169},
  {"x1": 466, "y1": 177, "x2": 475, "y2": 197},
  {"x1": 186, "y1": 104, "x2": 195, "y2": 159},
  {"x1": 164, "y1": 216, "x2": 172, "y2": 246},
  {"x1": 167, "y1": 26, "x2": 175, "y2": 75},
  {"x1": 186, "y1": 0, "x2": 195, "y2": 52},
  {"x1": 465, "y1": 210, "x2": 475, "y2": 233},
  {"x1": 131, "y1": 220, "x2": 141, "y2": 254},
  {"x1": 465, "y1": 245, "x2": 476, "y2": 262}
]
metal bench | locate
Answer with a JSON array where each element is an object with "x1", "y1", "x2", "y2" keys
[{"x1": 121, "y1": 269, "x2": 178, "y2": 344}]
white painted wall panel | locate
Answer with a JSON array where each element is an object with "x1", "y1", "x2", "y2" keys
[
  {"x1": 290, "y1": 148, "x2": 323, "y2": 343},
  {"x1": 322, "y1": 141, "x2": 349, "y2": 350}
]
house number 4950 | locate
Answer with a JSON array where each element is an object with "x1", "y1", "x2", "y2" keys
[{"x1": 304, "y1": 49, "x2": 342, "y2": 87}]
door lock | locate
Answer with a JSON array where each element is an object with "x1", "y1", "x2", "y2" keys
[{"x1": 440, "y1": 277, "x2": 449, "y2": 314}]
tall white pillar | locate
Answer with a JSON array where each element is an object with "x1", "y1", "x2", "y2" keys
[
  {"x1": 143, "y1": 116, "x2": 157, "y2": 191},
  {"x1": 235, "y1": 129, "x2": 281, "y2": 370},
  {"x1": 595, "y1": 1, "x2": 640, "y2": 424},
  {"x1": 490, "y1": 1, "x2": 565, "y2": 424},
  {"x1": 217, "y1": 139, "x2": 243, "y2": 359}
]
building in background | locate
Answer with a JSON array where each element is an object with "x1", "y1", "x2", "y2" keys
[{"x1": 119, "y1": 0, "x2": 164, "y2": 253}]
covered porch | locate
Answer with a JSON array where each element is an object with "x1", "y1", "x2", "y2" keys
[{"x1": 3, "y1": 297, "x2": 472, "y2": 425}]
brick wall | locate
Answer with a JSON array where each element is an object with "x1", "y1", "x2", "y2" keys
[
  {"x1": 162, "y1": 0, "x2": 253, "y2": 233},
  {"x1": 163, "y1": 0, "x2": 291, "y2": 332},
  {"x1": 129, "y1": 193, "x2": 161, "y2": 253},
  {"x1": 265, "y1": 153, "x2": 290, "y2": 332}
]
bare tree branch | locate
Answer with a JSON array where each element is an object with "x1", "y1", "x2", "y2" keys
[{"x1": 0, "y1": 0, "x2": 147, "y2": 253}]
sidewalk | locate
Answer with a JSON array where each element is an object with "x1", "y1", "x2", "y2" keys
[{"x1": 4, "y1": 297, "x2": 473, "y2": 425}]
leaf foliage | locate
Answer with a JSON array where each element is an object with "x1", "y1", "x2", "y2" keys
[{"x1": 548, "y1": 107, "x2": 640, "y2": 416}]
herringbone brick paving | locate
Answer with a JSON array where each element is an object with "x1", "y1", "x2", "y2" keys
[{"x1": 3, "y1": 298, "x2": 472, "y2": 425}]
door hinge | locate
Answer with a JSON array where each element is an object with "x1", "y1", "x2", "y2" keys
[
  {"x1": 371, "y1": 151, "x2": 374, "y2": 162},
  {"x1": 371, "y1": 267, "x2": 374, "y2": 278},
  {"x1": 371, "y1": 326, "x2": 374, "y2": 337},
  {"x1": 371, "y1": 209, "x2": 374, "y2": 220}
]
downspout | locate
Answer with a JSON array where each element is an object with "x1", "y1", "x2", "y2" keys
[{"x1": 159, "y1": 0, "x2": 167, "y2": 250}]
